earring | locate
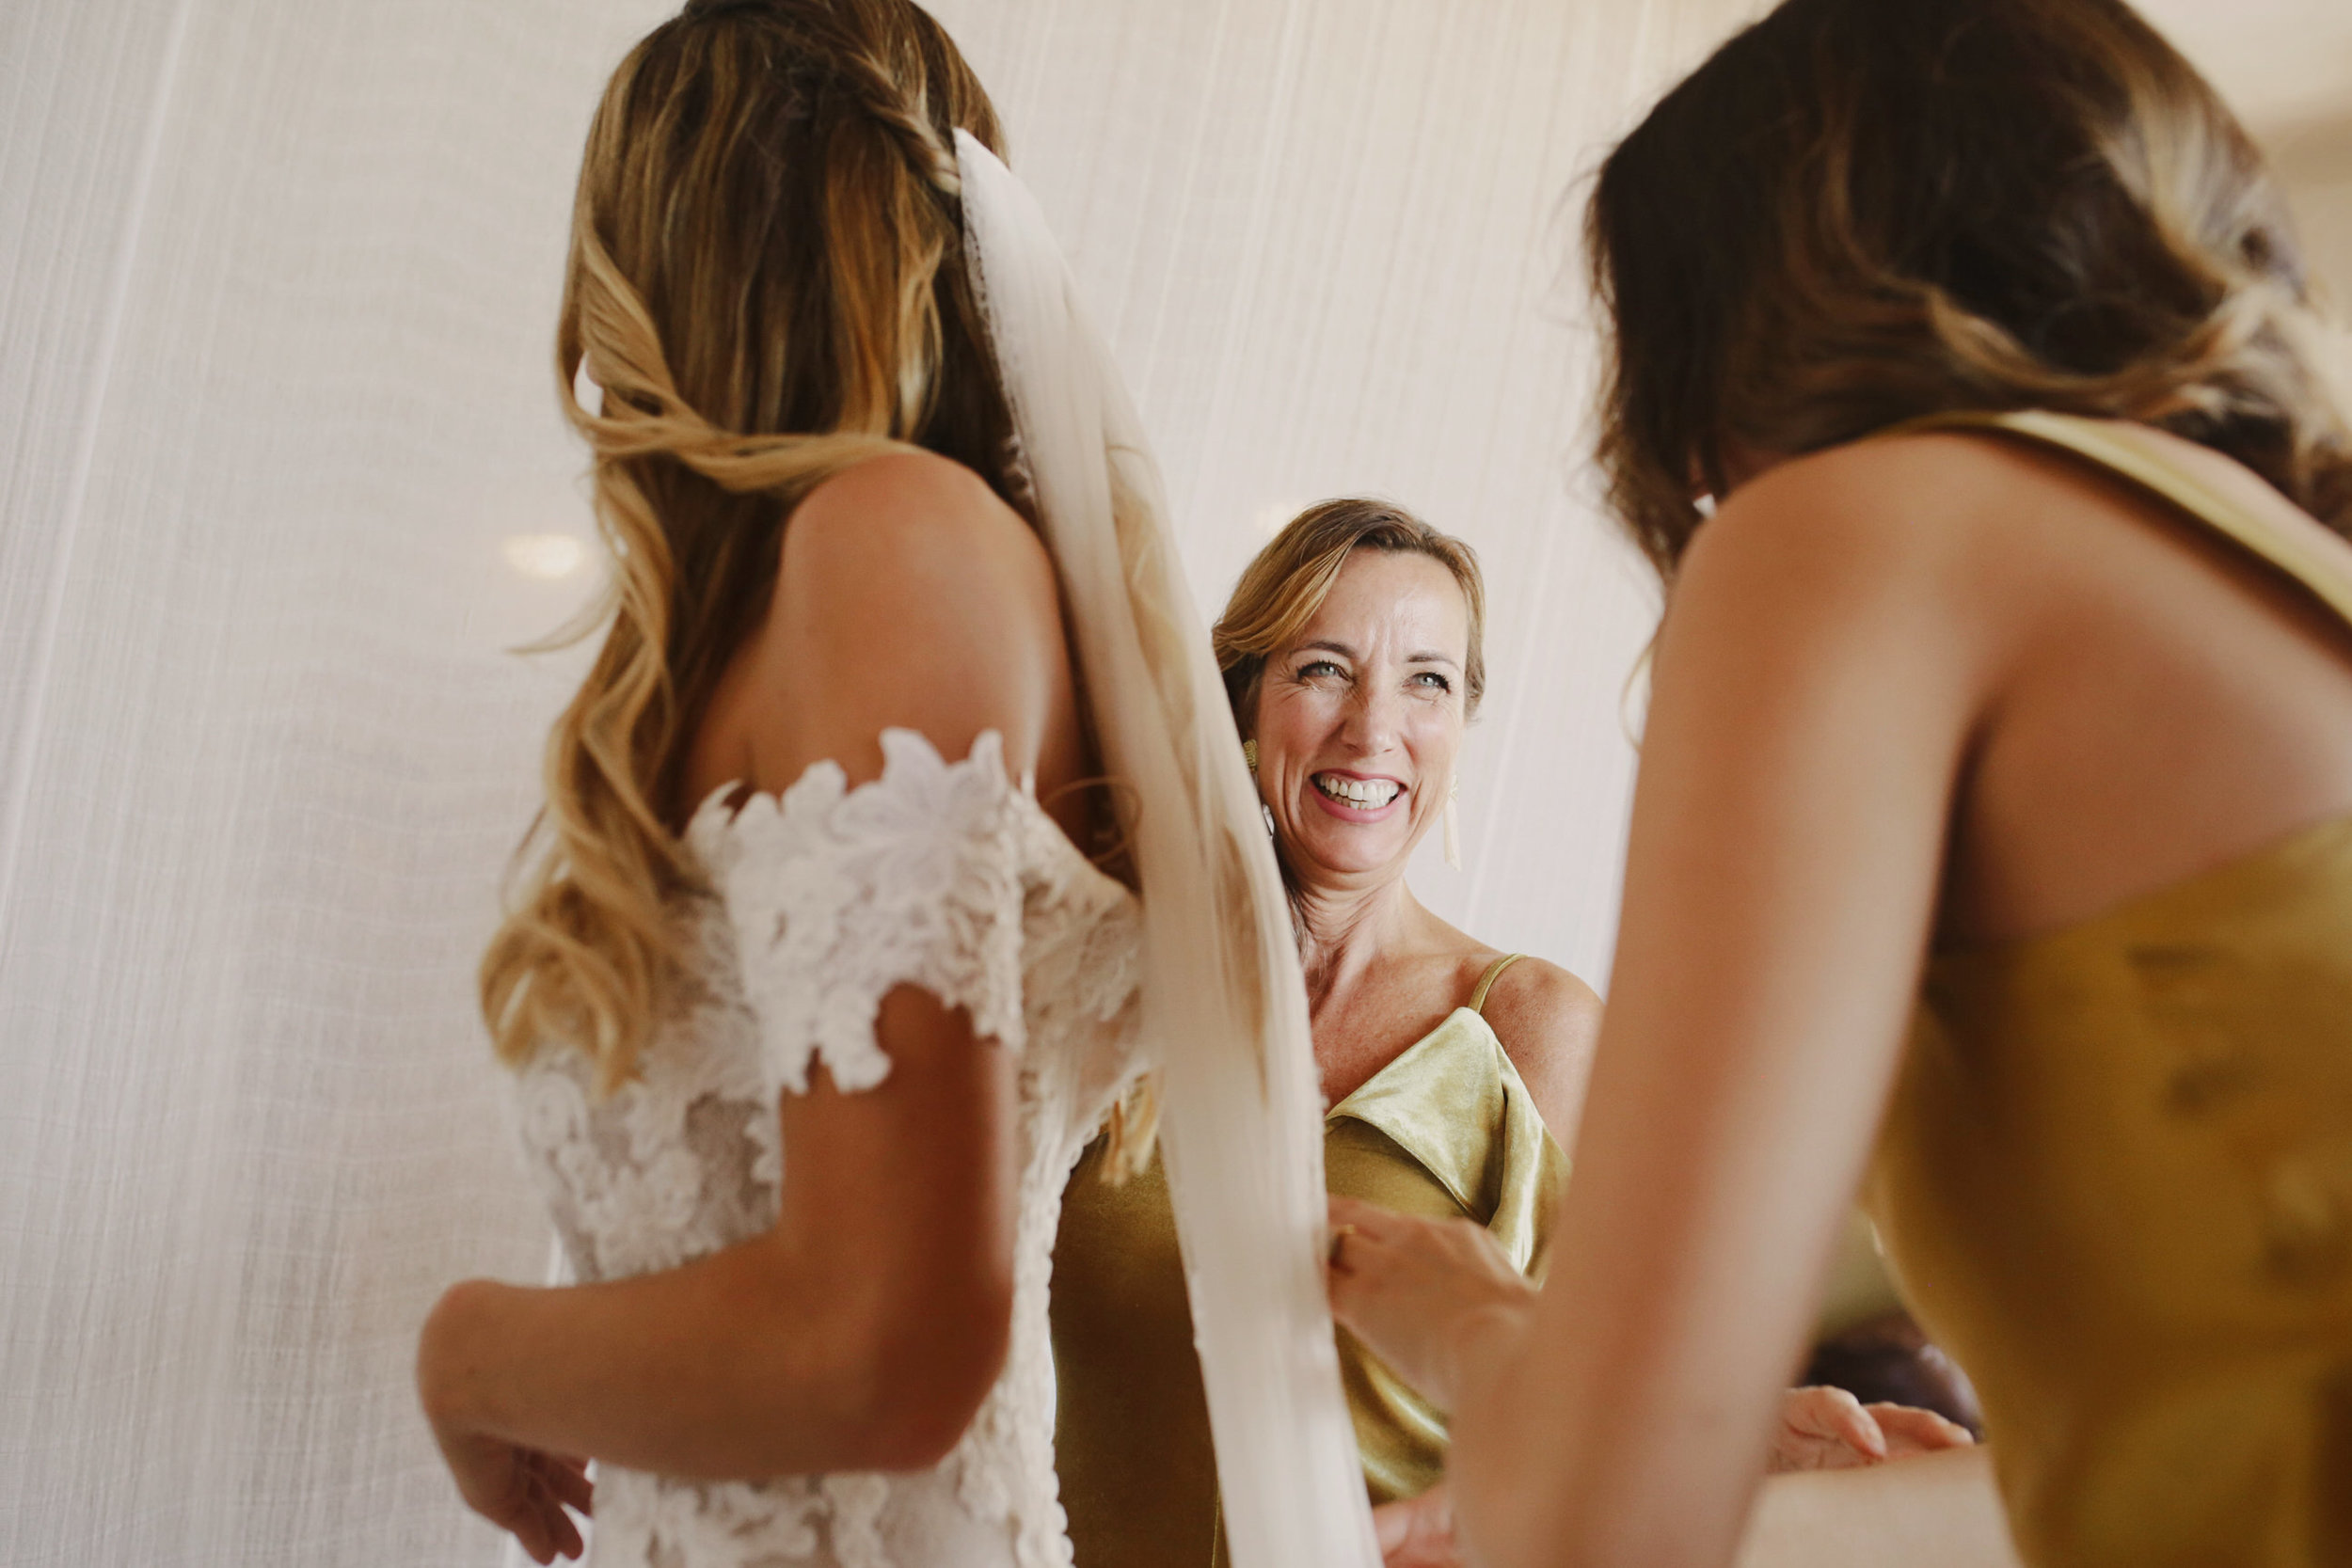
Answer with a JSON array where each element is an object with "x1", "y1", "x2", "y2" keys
[
  {"x1": 1242, "y1": 739, "x2": 1275, "y2": 837},
  {"x1": 1444, "y1": 772, "x2": 1462, "y2": 870}
]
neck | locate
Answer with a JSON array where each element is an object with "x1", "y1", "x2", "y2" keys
[{"x1": 1292, "y1": 871, "x2": 1418, "y2": 1012}]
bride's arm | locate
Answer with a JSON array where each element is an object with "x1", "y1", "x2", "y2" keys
[
  {"x1": 419, "y1": 454, "x2": 1077, "y2": 1488},
  {"x1": 1446, "y1": 449, "x2": 2016, "y2": 1567}
]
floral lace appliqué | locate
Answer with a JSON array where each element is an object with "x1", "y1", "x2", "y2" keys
[
  {"x1": 692, "y1": 728, "x2": 1032, "y2": 1096},
  {"x1": 511, "y1": 728, "x2": 1143, "y2": 1568}
]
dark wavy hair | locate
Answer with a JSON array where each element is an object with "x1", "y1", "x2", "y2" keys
[{"x1": 1589, "y1": 0, "x2": 2352, "y2": 576}]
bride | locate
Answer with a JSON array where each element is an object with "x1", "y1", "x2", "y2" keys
[{"x1": 413, "y1": 4, "x2": 1377, "y2": 1565}]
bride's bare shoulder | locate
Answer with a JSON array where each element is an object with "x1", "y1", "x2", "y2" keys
[
  {"x1": 786, "y1": 448, "x2": 1039, "y2": 576},
  {"x1": 725, "y1": 450, "x2": 1071, "y2": 792}
]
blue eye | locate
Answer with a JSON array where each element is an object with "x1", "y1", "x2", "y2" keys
[
  {"x1": 1412, "y1": 672, "x2": 1453, "y2": 691},
  {"x1": 1298, "y1": 660, "x2": 1343, "y2": 679}
]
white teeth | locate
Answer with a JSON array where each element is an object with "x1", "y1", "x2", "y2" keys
[{"x1": 1313, "y1": 774, "x2": 1401, "y2": 808}]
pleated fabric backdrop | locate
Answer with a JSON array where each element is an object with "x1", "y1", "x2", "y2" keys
[{"x1": 0, "y1": 1, "x2": 1745, "y2": 1562}]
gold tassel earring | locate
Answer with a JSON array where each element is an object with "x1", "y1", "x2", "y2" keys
[
  {"x1": 1243, "y1": 739, "x2": 1259, "y2": 775},
  {"x1": 1444, "y1": 772, "x2": 1462, "y2": 870}
]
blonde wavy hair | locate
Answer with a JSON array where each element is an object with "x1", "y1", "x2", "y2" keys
[
  {"x1": 481, "y1": 0, "x2": 1020, "y2": 1089},
  {"x1": 1589, "y1": 0, "x2": 2352, "y2": 577}
]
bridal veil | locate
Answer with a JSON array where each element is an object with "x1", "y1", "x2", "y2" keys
[{"x1": 953, "y1": 131, "x2": 1380, "y2": 1568}]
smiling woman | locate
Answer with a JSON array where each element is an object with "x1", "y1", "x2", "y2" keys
[
  {"x1": 1051, "y1": 499, "x2": 1597, "y2": 1568},
  {"x1": 1058, "y1": 505, "x2": 1590, "y2": 1568}
]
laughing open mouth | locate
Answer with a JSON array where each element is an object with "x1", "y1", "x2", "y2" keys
[{"x1": 1312, "y1": 773, "x2": 1402, "y2": 809}]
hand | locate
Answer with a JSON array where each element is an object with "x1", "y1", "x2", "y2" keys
[
  {"x1": 1325, "y1": 1196, "x2": 1535, "y2": 1413},
  {"x1": 1768, "y1": 1386, "x2": 1974, "y2": 1473},
  {"x1": 419, "y1": 1280, "x2": 593, "y2": 1563},
  {"x1": 429, "y1": 1424, "x2": 594, "y2": 1564},
  {"x1": 1372, "y1": 1480, "x2": 1464, "y2": 1568}
]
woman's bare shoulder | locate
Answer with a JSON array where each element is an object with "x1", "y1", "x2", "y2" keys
[
  {"x1": 1476, "y1": 956, "x2": 1602, "y2": 1140},
  {"x1": 1479, "y1": 957, "x2": 1601, "y2": 1052},
  {"x1": 1699, "y1": 422, "x2": 2205, "y2": 588},
  {"x1": 725, "y1": 450, "x2": 1071, "y2": 793},
  {"x1": 784, "y1": 448, "x2": 1039, "y2": 577},
  {"x1": 1693, "y1": 432, "x2": 2045, "y2": 582},
  {"x1": 1665, "y1": 430, "x2": 2080, "y2": 713}
]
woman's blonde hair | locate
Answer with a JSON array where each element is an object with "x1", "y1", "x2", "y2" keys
[
  {"x1": 1212, "y1": 499, "x2": 1487, "y2": 730},
  {"x1": 481, "y1": 0, "x2": 1017, "y2": 1089},
  {"x1": 1589, "y1": 0, "x2": 2352, "y2": 577}
]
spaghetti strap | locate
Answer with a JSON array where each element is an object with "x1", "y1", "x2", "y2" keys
[
  {"x1": 1888, "y1": 409, "x2": 2352, "y2": 630},
  {"x1": 1468, "y1": 953, "x2": 1525, "y2": 1015}
]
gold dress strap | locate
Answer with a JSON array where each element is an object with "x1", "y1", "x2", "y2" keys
[{"x1": 1467, "y1": 952, "x2": 1525, "y2": 1015}]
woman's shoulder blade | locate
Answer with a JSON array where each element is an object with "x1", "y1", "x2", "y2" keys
[{"x1": 730, "y1": 450, "x2": 1069, "y2": 795}]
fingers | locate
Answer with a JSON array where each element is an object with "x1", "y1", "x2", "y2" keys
[
  {"x1": 1786, "y1": 1386, "x2": 1879, "y2": 1448},
  {"x1": 504, "y1": 1497, "x2": 559, "y2": 1566},
  {"x1": 1328, "y1": 1222, "x2": 1359, "y2": 1272},
  {"x1": 1867, "y1": 1402, "x2": 1977, "y2": 1455},
  {"x1": 1327, "y1": 1196, "x2": 1422, "y2": 1282},
  {"x1": 1327, "y1": 1198, "x2": 1366, "y2": 1277},
  {"x1": 486, "y1": 1454, "x2": 591, "y2": 1563},
  {"x1": 544, "y1": 1493, "x2": 586, "y2": 1561},
  {"x1": 1327, "y1": 1197, "x2": 1522, "y2": 1275},
  {"x1": 1772, "y1": 1386, "x2": 1886, "y2": 1471},
  {"x1": 1769, "y1": 1387, "x2": 1978, "y2": 1474},
  {"x1": 1373, "y1": 1496, "x2": 1417, "y2": 1556},
  {"x1": 526, "y1": 1457, "x2": 590, "y2": 1560},
  {"x1": 439, "y1": 1431, "x2": 590, "y2": 1564},
  {"x1": 514, "y1": 1477, "x2": 586, "y2": 1563},
  {"x1": 1372, "y1": 1481, "x2": 1461, "y2": 1568},
  {"x1": 1329, "y1": 1196, "x2": 1388, "y2": 1228},
  {"x1": 1328, "y1": 1196, "x2": 1391, "y2": 1268},
  {"x1": 532, "y1": 1450, "x2": 596, "y2": 1514}
]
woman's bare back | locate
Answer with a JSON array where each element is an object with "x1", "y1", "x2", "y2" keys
[{"x1": 1859, "y1": 424, "x2": 2352, "y2": 947}]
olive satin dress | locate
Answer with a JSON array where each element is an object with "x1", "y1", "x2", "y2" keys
[
  {"x1": 1864, "y1": 412, "x2": 2352, "y2": 1567},
  {"x1": 1051, "y1": 955, "x2": 1566, "y2": 1568}
]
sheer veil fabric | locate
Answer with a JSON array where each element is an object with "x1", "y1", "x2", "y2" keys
[{"x1": 955, "y1": 133, "x2": 1381, "y2": 1568}]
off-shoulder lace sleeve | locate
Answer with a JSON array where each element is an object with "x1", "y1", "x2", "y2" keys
[{"x1": 690, "y1": 728, "x2": 1031, "y2": 1096}]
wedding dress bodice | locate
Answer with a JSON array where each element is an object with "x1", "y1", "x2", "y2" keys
[{"x1": 513, "y1": 729, "x2": 1145, "y2": 1568}]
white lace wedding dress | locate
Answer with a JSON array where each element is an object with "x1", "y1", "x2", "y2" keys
[{"x1": 513, "y1": 728, "x2": 1145, "y2": 1568}]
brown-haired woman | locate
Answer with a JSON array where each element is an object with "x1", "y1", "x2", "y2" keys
[
  {"x1": 1055, "y1": 500, "x2": 1965, "y2": 1568},
  {"x1": 1327, "y1": 1, "x2": 2352, "y2": 1566},
  {"x1": 408, "y1": 4, "x2": 1373, "y2": 1566}
]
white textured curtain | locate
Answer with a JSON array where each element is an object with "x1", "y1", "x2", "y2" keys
[{"x1": 0, "y1": 1, "x2": 1743, "y2": 1563}]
